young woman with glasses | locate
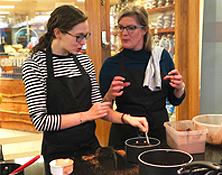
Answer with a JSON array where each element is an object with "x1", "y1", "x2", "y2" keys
[
  {"x1": 22, "y1": 5, "x2": 148, "y2": 175},
  {"x1": 99, "y1": 5, "x2": 185, "y2": 150}
]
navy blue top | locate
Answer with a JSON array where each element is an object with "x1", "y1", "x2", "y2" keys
[{"x1": 99, "y1": 47, "x2": 185, "y2": 105}]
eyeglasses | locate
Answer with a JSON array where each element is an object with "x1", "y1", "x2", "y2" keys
[
  {"x1": 116, "y1": 25, "x2": 144, "y2": 34},
  {"x1": 66, "y1": 32, "x2": 91, "y2": 43}
]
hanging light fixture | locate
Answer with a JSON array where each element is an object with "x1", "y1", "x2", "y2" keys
[
  {"x1": 1, "y1": 0, "x2": 22, "y2": 1},
  {"x1": 0, "y1": 5, "x2": 15, "y2": 9}
]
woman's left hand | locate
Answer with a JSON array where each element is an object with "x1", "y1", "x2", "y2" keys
[
  {"x1": 163, "y1": 69, "x2": 185, "y2": 98},
  {"x1": 123, "y1": 114, "x2": 148, "y2": 133},
  {"x1": 163, "y1": 69, "x2": 184, "y2": 91}
]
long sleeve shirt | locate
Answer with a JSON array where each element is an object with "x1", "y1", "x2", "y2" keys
[
  {"x1": 22, "y1": 51, "x2": 102, "y2": 131},
  {"x1": 99, "y1": 48, "x2": 185, "y2": 106}
]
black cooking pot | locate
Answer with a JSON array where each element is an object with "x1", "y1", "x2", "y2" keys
[
  {"x1": 0, "y1": 162, "x2": 24, "y2": 175},
  {"x1": 125, "y1": 137, "x2": 160, "y2": 163},
  {"x1": 138, "y1": 149, "x2": 193, "y2": 175},
  {"x1": 177, "y1": 161, "x2": 222, "y2": 175}
]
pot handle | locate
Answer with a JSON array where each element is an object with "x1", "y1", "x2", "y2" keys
[{"x1": 177, "y1": 161, "x2": 222, "y2": 174}]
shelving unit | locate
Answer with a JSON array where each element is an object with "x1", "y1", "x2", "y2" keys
[
  {"x1": 147, "y1": 3, "x2": 176, "y2": 118},
  {"x1": 147, "y1": 4, "x2": 175, "y2": 13},
  {"x1": 147, "y1": 4, "x2": 175, "y2": 35},
  {"x1": 148, "y1": 3, "x2": 175, "y2": 60},
  {"x1": 150, "y1": 27, "x2": 175, "y2": 34}
]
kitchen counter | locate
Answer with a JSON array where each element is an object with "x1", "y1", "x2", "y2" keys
[
  {"x1": 194, "y1": 143, "x2": 222, "y2": 163},
  {"x1": 71, "y1": 144, "x2": 222, "y2": 175}
]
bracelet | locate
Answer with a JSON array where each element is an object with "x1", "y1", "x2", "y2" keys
[
  {"x1": 121, "y1": 113, "x2": 127, "y2": 124},
  {"x1": 79, "y1": 112, "x2": 83, "y2": 123},
  {"x1": 177, "y1": 82, "x2": 185, "y2": 92}
]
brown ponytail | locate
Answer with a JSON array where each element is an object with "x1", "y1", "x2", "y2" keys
[{"x1": 30, "y1": 33, "x2": 51, "y2": 55}]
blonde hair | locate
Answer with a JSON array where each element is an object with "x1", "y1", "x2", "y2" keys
[{"x1": 118, "y1": 5, "x2": 153, "y2": 51}]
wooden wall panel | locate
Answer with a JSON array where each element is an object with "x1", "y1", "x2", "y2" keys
[
  {"x1": 85, "y1": 0, "x2": 111, "y2": 147},
  {"x1": 175, "y1": 0, "x2": 200, "y2": 120}
]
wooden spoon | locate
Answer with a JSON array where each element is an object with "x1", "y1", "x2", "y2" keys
[{"x1": 145, "y1": 132, "x2": 150, "y2": 145}]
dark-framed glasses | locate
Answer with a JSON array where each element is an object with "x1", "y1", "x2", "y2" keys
[
  {"x1": 66, "y1": 32, "x2": 91, "y2": 43},
  {"x1": 116, "y1": 25, "x2": 144, "y2": 34}
]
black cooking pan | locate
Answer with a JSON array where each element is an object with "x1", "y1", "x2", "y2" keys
[
  {"x1": 138, "y1": 149, "x2": 193, "y2": 175},
  {"x1": 0, "y1": 145, "x2": 24, "y2": 175}
]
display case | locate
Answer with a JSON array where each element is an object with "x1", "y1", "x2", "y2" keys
[{"x1": 0, "y1": 52, "x2": 37, "y2": 132}]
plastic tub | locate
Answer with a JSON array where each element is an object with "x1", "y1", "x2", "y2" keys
[
  {"x1": 49, "y1": 158, "x2": 74, "y2": 175},
  {"x1": 192, "y1": 114, "x2": 222, "y2": 145},
  {"x1": 164, "y1": 120, "x2": 208, "y2": 154}
]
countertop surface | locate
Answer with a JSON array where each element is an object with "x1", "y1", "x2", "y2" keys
[
  {"x1": 71, "y1": 144, "x2": 222, "y2": 175},
  {"x1": 195, "y1": 143, "x2": 222, "y2": 163}
]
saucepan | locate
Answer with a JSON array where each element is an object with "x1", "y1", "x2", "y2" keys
[
  {"x1": 125, "y1": 136, "x2": 161, "y2": 163},
  {"x1": 138, "y1": 149, "x2": 193, "y2": 175},
  {"x1": 0, "y1": 163, "x2": 24, "y2": 175},
  {"x1": 177, "y1": 161, "x2": 222, "y2": 175}
]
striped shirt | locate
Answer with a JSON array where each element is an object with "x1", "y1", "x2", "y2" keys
[{"x1": 22, "y1": 51, "x2": 103, "y2": 131}]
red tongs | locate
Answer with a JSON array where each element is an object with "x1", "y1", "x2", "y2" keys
[{"x1": 9, "y1": 155, "x2": 40, "y2": 175}]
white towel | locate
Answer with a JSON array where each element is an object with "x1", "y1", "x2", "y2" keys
[{"x1": 143, "y1": 46, "x2": 164, "y2": 91}]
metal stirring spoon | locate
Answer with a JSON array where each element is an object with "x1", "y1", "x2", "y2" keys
[{"x1": 145, "y1": 132, "x2": 150, "y2": 145}]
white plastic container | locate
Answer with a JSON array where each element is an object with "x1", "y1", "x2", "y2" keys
[
  {"x1": 164, "y1": 120, "x2": 208, "y2": 154},
  {"x1": 193, "y1": 114, "x2": 222, "y2": 145},
  {"x1": 49, "y1": 158, "x2": 74, "y2": 175}
]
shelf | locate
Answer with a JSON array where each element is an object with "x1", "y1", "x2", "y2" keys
[
  {"x1": 147, "y1": 4, "x2": 175, "y2": 13},
  {"x1": 150, "y1": 28, "x2": 175, "y2": 34}
]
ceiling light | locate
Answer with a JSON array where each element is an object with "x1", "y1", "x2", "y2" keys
[
  {"x1": 77, "y1": 0, "x2": 85, "y2": 1},
  {"x1": 0, "y1": 12, "x2": 10, "y2": 14},
  {"x1": 0, "y1": 16, "x2": 6, "y2": 18},
  {"x1": 0, "y1": 5, "x2": 15, "y2": 9},
  {"x1": 1, "y1": 0, "x2": 22, "y2": 1}
]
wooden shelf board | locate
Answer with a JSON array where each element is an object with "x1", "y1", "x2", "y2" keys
[
  {"x1": 150, "y1": 28, "x2": 175, "y2": 34},
  {"x1": 147, "y1": 4, "x2": 175, "y2": 13}
]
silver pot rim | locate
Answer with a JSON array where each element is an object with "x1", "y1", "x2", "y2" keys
[
  {"x1": 125, "y1": 137, "x2": 161, "y2": 148},
  {"x1": 138, "y1": 149, "x2": 193, "y2": 168}
]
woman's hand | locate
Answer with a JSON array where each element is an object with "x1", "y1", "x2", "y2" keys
[
  {"x1": 103, "y1": 76, "x2": 130, "y2": 102},
  {"x1": 84, "y1": 102, "x2": 111, "y2": 121},
  {"x1": 163, "y1": 69, "x2": 185, "y2": 98},
  {"x1": 123, "y1": 114, "x2": 148, "y2": 133}
]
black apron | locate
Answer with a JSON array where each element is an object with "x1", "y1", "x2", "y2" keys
[
  {"x1": 109, "y1": 51, "x2": 171, "y2": 150},
  {"x1": 42, "y1": 45, "x2": 100, "y2": 175}
]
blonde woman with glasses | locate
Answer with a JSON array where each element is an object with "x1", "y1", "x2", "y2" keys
[{"x1": 100, "y1": 5, "x2": 185, "y2": 150}]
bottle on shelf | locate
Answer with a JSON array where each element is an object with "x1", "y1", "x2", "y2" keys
[{"x1": 0, "y1": 37, "x2": 7, "y2": 53}]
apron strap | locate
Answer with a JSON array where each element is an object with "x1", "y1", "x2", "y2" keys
[
  {"x1": 46, "y1": 44, "x2": 54, "y2": 79},
  {"x1": 46, "y1": 44, "x2": 87, "y2": 79},
  {"x1": 72, "y1": 55, "x2": 87, "y2": 75}
]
